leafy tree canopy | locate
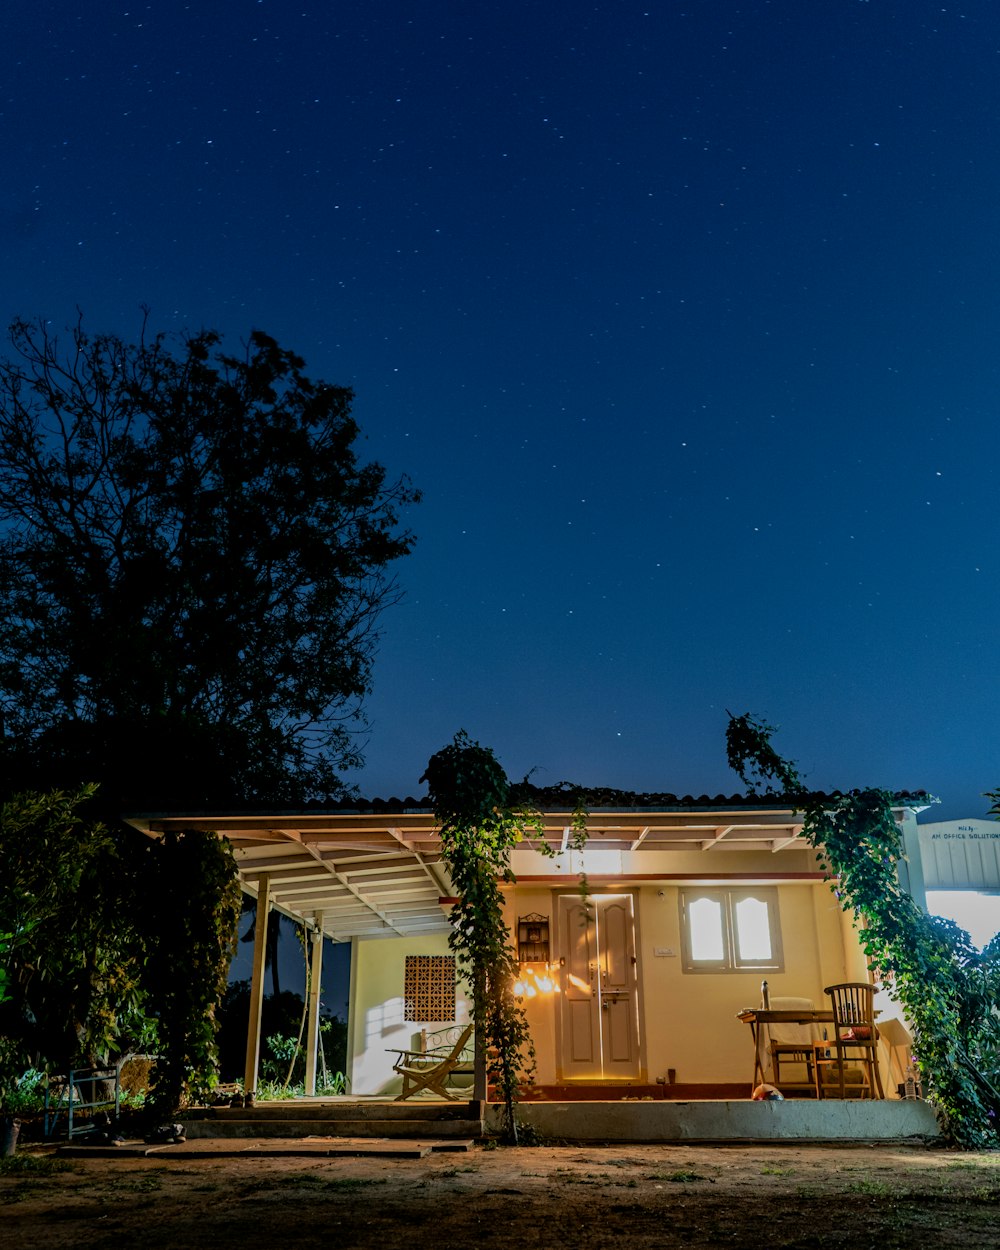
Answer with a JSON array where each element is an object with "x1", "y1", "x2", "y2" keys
[
  {"x1": 0, "y1": 787, "x2": 145, "y2": 1104},
  {"x1": 0, "y1": 785, "x2": 241, "y2": 1116},
  {"x1": 0, "y1": 316, "x2": 418, "y2": 810}
]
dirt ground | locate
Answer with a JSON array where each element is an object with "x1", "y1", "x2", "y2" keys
[{"x1": 2, "y1": 1141, "x2": 999, "y2": 1249}]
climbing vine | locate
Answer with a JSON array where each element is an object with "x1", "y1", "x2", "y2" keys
[
  {"x1": 421, "y1": 732, "x2": 586, "y2": 1143},
  {"x1": 727, "y1": 712, "x2": 1000, "y2": 1148}
]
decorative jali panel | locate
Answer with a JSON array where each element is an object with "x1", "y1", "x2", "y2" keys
[{"x1": 403, "y1": 955, "x2": 456, "y2": 1022}]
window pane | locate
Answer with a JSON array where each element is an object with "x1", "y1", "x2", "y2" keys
[
  {"x1": 689, "y1": 896, "x2": 725, "y2": 961},
  {"x1": 734, "y1": 896, "x2": 771, "y2": 961}
]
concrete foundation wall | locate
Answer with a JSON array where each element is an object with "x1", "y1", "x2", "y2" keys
[{"x1": 486, "y1": 1099, "x2": 940, "y2": 1142}]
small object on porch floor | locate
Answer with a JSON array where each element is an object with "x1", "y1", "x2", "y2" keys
[
  {"x1": 88, "y1": 1111, "x2": 125, "y2": 1145},
  {"x1": 144, "y1": 1122, "x2": 186, "y2": 1145},
  {"x1": 752, "y1": 1083, "x2": 784, "y2": 1101}
]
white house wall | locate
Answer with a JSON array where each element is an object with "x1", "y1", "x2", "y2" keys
[{"x1": 347, "y1": 932, "x2": 471, "y2": 1096}]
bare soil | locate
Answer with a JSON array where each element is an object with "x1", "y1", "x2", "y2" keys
[{"x1": 2, "y1": 1141, "x2": 999, "y2": 1249}]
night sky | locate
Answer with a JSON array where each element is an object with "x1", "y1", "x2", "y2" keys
[{"x1": 3, "y1": 2, "x2": 998, "y2": 821}]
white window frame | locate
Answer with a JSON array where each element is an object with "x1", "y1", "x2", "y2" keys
[{"x1": 679, "y1": 887, "x2": 784, "y2": 973}]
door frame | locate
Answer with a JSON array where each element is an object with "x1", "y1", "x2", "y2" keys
[{"x1": 552, "y1": 887, "x2": 648, "y2": 1084}]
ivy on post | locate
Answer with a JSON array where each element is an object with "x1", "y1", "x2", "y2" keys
[
  {"x1": 726, "y1": 712, "x2": 1000, "y2": 1149},
  {"x1": 421, "y1": 733, "x2": 561, "y2": 1144},
  {"x1": 421, "y1": 734, "x2": 591, "y2": 1142}
]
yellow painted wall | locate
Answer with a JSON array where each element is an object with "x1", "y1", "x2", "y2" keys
[
  {"x1": 506, "y1": 878, "x2": 863, "y2": 1088},
  {"x1": 348, "y1": 933, "x2": 471, "y2": 1096},
  {"x1": 345, "y1": 875, "x2": 870, "y2": 1094},
  {"x1": 504, "y1": 888, "x2": 559, "y2": 1084}
]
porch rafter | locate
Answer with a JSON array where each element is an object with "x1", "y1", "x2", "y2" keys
[{"x1": 126, "y1": 792, "x2": 931, "y2": 945}]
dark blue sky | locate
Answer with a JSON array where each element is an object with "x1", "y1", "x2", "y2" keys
[{"x1": 3, "y1": 2, "x2": 998, "y2": 819}]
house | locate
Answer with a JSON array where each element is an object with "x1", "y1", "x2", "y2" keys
[{"x1": 129, "y1": 788, "x2": 935, "y2": 1108}]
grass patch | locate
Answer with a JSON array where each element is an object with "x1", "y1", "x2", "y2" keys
[
  {"x1": 649, "y1": 1170, "x2": 708, "y2": 1183},
  {"x1": 0, "y1": 1155, "x2": 74, "y2": 1177},
  {"x1": 103, "y1": 1175, "x2": 163, "y2": 1194},
  {"x1": 554, "y1": 1167, "x2": 603, "y2": 1182},
  {"x1": 760, "y1": 1166, "x2": 794, "y2": 1176},
  {"x1": 849, "y1": 1178, "x2": 892, "y2": 1197},
  {"x1": 240, "y1": 1174, "x2": 388, "y2": 1197}
]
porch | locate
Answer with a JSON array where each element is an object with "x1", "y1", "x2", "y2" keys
[{"x1": 128, "y1": 794, "x2": 934, "y2": 1136}]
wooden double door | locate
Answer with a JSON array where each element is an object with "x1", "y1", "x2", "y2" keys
[{"x1": 557, "y1": 893, "x2": 642, "y2": 1081}]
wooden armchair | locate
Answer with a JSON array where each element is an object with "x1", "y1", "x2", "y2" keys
[
  {"x1": 821, "y1": 982, "x2": 884, "y2": 1099},
  {"x1": 389, "y1": 1022, "x2": 474, "y2": 1101}
]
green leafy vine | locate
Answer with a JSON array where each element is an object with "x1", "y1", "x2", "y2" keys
[
  {"x1": 421, "y1": 732, "x2": 587, "y2": 1143},
  {"x1": 726, "y1": 712, "x2": 1000, "y2": 1148}
]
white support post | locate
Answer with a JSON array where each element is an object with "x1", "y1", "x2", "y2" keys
[
  {"x1": 243, "y1": 876, "x2": 270, "y2": 1098},
  {"x1": 304, "y1": 924, "x2": 324, "y2": 1096},
  {"x1": 897, "y1": 808, "x2": 928, "y2": 911}
]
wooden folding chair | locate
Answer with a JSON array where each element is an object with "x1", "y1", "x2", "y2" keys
[{"x1": 390, "y1": 1022, "x2": 474, "y2": 1101}]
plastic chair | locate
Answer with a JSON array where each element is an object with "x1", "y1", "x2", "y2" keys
[{"x1": 821, "y1": 982, "x2": 885, "y2": 1099}]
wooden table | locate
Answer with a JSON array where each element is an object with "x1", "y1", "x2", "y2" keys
[{"x1": 737, "y1": 1008, "x2": 835, "y2": 1094}]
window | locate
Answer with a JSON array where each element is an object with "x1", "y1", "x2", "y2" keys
[
  {"x1": 403, "y1": 955, "x2": 456, "y2": 1021},
  {"x1": 679, "y1": 888, "x2": 783, "y2": 973}
]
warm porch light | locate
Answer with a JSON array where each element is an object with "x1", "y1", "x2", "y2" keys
[{"x1": 514, "y1": 963, "x2": 561, "y2": 997}]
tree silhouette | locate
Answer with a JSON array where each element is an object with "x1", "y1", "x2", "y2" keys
[{"x1": 0, "y1": 316, "x2": 418, "y2": 810}]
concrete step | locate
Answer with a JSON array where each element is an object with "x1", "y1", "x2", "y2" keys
[
  {"x1": 187, "y1": 1100, "x2": 478, "y2": 1123},
  {"x1": 180, "y1": 1102, "x2": 483, "y2": 1140},
  {"x1": 60, "y1": 1137, "x2": 476, "y2": 1158},
  {"x1": 181, "y1": 1116, "x2": 482, "y2": 1140}
]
